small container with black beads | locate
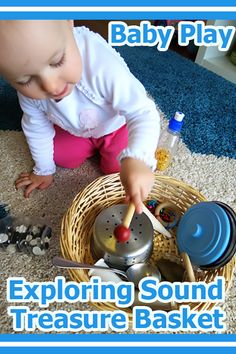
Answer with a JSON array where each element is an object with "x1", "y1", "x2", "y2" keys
[
  {"x1": 0, "y1": 215, "x2": 52, "y2": 256},
  {"x1": 0, "y1": 202, "x2": 10, "y2": 220}
]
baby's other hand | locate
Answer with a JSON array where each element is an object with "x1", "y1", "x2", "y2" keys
[
  {"x1": 120, "y1": 158, "x2": 154, "y2": 214},
  {"x1": 15, "y1": 172, "x2": 54, "y2": 198}
]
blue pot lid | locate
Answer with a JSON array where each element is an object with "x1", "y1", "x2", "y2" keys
[{"x1": 177, "y1": 202, "x2": 231, "y2": 266}]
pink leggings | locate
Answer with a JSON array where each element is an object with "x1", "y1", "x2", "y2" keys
[{"x1": 54, "y1": 125, "x2": 128, "y2": 174}]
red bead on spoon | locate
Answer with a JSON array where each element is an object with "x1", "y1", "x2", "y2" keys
[{"x1": 114, "y1": 203, "x2": 136, "y2": 242}]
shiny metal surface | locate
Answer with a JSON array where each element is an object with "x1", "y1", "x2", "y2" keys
[
  {"x1": 52, "y1": 256, "x2": 127, "y2": 277},
  {"x1": 53, "y1": 257, "x2": 161, "y2": 288},
  {"x1": 92, "y1": 204, "x2": 154, "y2": 269},
  {"x1": 126, "y1": 263, "x2": 162, "y2": 287}
]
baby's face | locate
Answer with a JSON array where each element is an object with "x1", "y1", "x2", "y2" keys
[{"x1": 0, "y1": 20, "x2": 82, "y2": 100}]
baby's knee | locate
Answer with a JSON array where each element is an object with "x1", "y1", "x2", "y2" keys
[{"x1": 54, "y1": 155, "x2": 84, "y2": 169}]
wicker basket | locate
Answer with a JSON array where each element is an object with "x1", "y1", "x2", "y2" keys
[{"x1": 61, "y1": 173, "x2": 236, "y2": 314}]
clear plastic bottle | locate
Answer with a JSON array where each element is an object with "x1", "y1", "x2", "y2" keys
[{"x1": 156, "y1": 111, "x2": 185, "y2": 171}]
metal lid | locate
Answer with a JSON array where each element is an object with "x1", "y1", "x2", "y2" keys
[
  {"x1": 177, "y1": 202, "x2": 231, "y2": 266},
  {"x1": 93, "y1": 204, "x2": 154, "y2": 259}
]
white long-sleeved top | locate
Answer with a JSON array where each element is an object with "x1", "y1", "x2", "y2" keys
[{"x1": 17, "y1": 26, "x2": 160, "y2": 176}]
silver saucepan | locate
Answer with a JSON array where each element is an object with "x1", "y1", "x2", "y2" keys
[{"x1": 91, "y1": 204, "x2": 154, "y2": 270}]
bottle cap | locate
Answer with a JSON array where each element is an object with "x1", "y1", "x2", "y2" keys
[
  {"x1": 168, "y1": 111, "x2": 185, "y2": 132},
  {"x1": 177, "y1": 202, "x2": 231, "y2": 266},
  {"x1": 174, "y1": 112, "x2": 185, "y2": 122}
]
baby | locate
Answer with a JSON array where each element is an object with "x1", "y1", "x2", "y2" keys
[{"x1": 0, "y1": 20, "x2": 160, "y2": 213}]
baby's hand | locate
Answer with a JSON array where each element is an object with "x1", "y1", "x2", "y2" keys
[
  {"x1": 15, "y1": 172, "x2": 54, "y2": 198},
  {"x1": 120, "y1": 158, "x2": 154, "y2": 214}
]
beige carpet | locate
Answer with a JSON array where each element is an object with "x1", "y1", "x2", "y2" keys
[{"x1": 0, "y1": 129, "x2": 236, "y2": 334}]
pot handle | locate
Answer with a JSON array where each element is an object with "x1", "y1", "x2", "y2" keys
[{"x1": 181, "y1": 252, "x2": 196, "y2": 282}]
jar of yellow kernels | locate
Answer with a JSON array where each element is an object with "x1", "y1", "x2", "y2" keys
[
  {"x1": 156, "y1": 112, "x2": 185, "y2": 171},
  {"x1": 156, "y1": 148, "x2": 171, "y2": 171}
]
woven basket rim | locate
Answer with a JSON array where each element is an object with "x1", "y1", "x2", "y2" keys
[{"x1": 60, "y1": 173, "x2": 236, "y2": 315}]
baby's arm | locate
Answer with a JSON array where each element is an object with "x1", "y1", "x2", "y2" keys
[
  {"x1": 16, "y1": 93, "x2": 56, "y2": 197},
  {"x1": 119, "y1": 158, "x2": 154, "y2": 214},
  {"x1": 117, "y1": 89, "x2": 159, "y2": 213},
  {"x1": 93, "y1": 40, "x2": 160, "y2": 212}
]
